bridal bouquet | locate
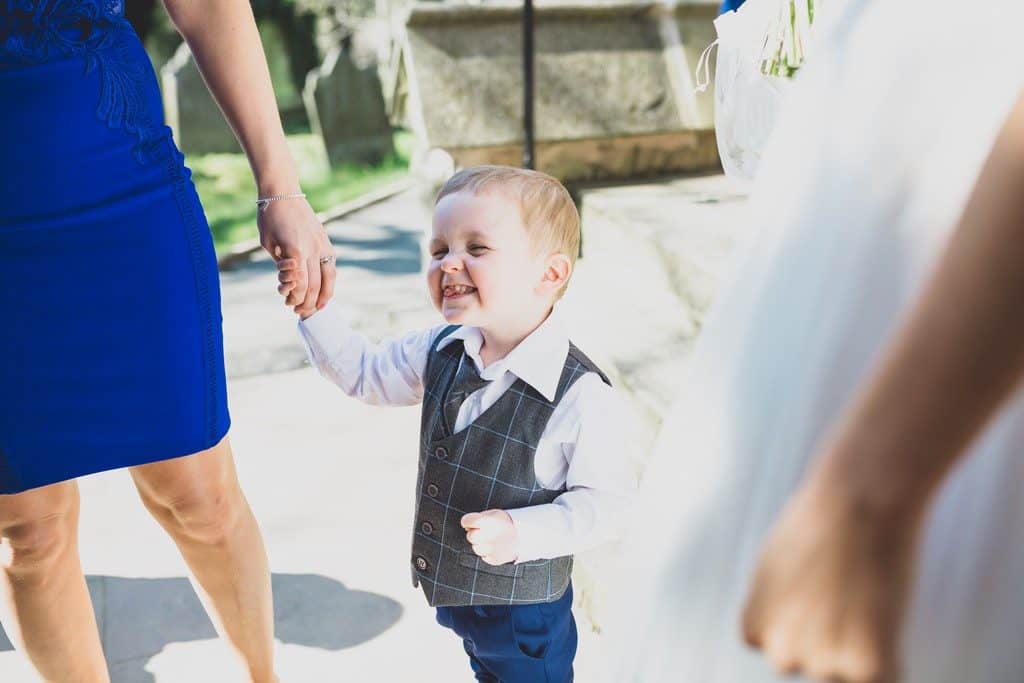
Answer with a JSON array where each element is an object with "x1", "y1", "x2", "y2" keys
[
  {"x1": 759, "y1": 0, "x2": 818, "y2": 78},
  {"x1": 699, "y1": 0, "x2": 821, "y2": 180}
]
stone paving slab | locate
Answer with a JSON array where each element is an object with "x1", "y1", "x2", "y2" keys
[{"x1": 570, "y1": 174, "x2": 749, "y2": 438}]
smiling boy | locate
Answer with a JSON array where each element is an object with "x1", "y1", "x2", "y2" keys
[{"x1": 292, "y1": 165, "x2": 636, "y2": 682}]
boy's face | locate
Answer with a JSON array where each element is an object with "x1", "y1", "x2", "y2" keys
[{"x1": 427, "y1": 189, "x2": 553, "y2": 330}]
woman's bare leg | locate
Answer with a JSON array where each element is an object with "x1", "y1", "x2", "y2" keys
[
  {"x1": 130, "y1": 437, "x2": 276, "y2": 683},
  {"x1": 0, "y1": 481, "x2": 109, "y2": 682}
]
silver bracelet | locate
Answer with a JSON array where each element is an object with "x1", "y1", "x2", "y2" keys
[{"x1": 256, "y1": 192, "x2": 306, "y2": 212}]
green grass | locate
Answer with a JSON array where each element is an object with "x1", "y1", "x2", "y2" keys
[{"x1": 188, "y1": 130, "x2": 415, "y2": 254}]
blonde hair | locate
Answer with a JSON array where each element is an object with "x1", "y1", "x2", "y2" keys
[{"x1": 436, "y1": 166, "x2": 581, "y2": 296}]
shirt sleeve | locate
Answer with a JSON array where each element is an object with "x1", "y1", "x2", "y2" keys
[
  {"x1": 298, "y1": 302, "x2": 447, "y2": 407},
  {"x1": 505, "y1": 374, "x2": 639, "y2": 562}
]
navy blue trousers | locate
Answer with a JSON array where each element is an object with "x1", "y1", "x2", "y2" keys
[{"x1": 435, "y1": 584, "x2": 577, "y2": 682}]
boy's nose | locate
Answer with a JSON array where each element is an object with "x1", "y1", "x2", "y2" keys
[{"x1": 441, "y1": 254, "x2": 463, "y2": 271}]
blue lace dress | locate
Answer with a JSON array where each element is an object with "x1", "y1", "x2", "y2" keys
[{"x1": 0, "y1": 1, "x2": 230, "y2": 493}]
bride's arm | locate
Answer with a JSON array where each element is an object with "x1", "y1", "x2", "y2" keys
[
  {"x1": 162, "y1": 0, "x2": 334, "y2": 316},
  {"x1": 816, "y1": 98, "x2": 1024, "y2": 518},
  {"x1": 742, "y1": 91, "x2": 1024, "y2": 683}
]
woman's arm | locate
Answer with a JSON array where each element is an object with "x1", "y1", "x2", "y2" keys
[
  {"x1": 741, "y1": 90, "x2": 1024, "y2": 683},
  {"x1": 162, "y1": 0, "x2": 334, "y2": 316}
]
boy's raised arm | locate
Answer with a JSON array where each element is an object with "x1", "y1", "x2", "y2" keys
[{"x1": 298, "y1": 303, "x2": 445, "y2": 406}]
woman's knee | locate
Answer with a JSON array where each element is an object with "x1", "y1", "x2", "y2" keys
[
  {"x1": 0, "y1": 484, "x2": 79, "y2": 574},
  {"x1": 136, "y1": 469, "x2": 245, "y2": 546}
]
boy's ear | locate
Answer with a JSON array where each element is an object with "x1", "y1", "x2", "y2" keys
[{"x1": 540, "y1": 253, "x2": 572, "y2": 293}]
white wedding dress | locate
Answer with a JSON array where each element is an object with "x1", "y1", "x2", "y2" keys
[{"x1": 610, "y1": 1, "x2": 1024, "y2": 681}]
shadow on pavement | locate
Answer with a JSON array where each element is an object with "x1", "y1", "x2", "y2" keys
[
  {"x1": 341, "y1": 255, "x2": 422, "y2": 275},
  {"x1": 329, "y1": 223, "x2": 423, "y2": 275},
  {"x1": 224, "y1": 224, "x2": 423, "y2": 279},
  {"x1": 0, "y1": 573, "x2": 402, "y2": 681}
]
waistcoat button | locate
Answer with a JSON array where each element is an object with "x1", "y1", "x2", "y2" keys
[
  {"x1": 435, "y1": 446, "x2": 449, "y2": 460},
  {"x1": 426, "y1": 483, "x2": 440, "y2": 498},
  {"x1": 421, "y1": 521, "x2": 434, "y2": 535},
  {"x1": 415, "y1": 556, "x2": 428, "y2": 571}
]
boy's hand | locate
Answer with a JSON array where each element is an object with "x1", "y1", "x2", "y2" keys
[
  {"x1": 461, "y1": 510, "x2": 519, "y2": 565},
  {"x1": 276, "y1": 257, "x2": 324, "y2": 320}
]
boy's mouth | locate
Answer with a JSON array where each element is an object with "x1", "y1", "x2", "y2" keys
[{"x1": 443, "y1": 284, "x2": 477, "y2": 299}]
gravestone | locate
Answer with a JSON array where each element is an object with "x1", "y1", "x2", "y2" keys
[
  {"x1": 160, "y1": 42, "x2": 241, "y2": 154},
  {"x1": 304, "y1": 45, "x2": 394, "y2": 167},
  {"x1": 402, "y1": 0, "x2": 720, "y2": 181}
]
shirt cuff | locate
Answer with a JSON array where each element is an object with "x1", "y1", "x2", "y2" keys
[
  {"x1": 297, "y1": 300, "x2": 363, "y2": 368},
  {"x1": 298, "y1": 300, "x2": 353, "y2": 345},
  {"x1": 506, "y1": 504, "x2": 567, "y2": 563}
]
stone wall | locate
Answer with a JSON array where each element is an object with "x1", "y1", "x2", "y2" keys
[{"x1": 402, "y1": 0, "x2": 720, "y2": 181}]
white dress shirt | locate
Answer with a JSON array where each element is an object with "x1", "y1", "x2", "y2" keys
[{"x1": 298, "y1": 303, "x2": 637, "y2": 563}]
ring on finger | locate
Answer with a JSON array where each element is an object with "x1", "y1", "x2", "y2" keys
[{"x1": 319, "y1": 254, "x2": 335, "y2": 265}]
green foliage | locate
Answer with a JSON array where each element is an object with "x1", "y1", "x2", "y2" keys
[{"x1": 189, "y1": 131, "x2": 414, "y2": 254}]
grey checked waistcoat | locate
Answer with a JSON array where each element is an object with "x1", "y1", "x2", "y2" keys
[{"x1": 410, "y1": 326, "x2": 610, "y2": 607}]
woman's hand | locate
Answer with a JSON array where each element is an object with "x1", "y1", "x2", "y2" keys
[
  {"x1": 740, "y1": 461, "x2": 921, "y2": 683},
  {"x1": 258, "y1": 197, "x2": 336, "y2": 316}
]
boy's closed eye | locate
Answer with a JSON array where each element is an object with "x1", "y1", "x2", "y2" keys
[
  {"x1": 429, "y1": 244, "x2": 490, "y2": 259},
  {"x1": 428, "y1": 238, "x2": 448, "y2": 258}
]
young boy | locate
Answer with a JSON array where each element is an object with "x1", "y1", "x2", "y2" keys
[{"x1": 293, "y1": 165, "x2": 636, "y2": 682}]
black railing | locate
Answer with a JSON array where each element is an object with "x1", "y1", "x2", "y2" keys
[{"x1": 522, "y1": 0, "x2": 535, "y2": 169}]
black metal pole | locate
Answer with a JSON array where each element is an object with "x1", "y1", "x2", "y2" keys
[{"x1": 522, "y1": 0, "x2": 535, "y2": 170}]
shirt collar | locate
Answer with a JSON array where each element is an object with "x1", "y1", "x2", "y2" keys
[{"x1": 436, "y1": 309, "x2": 570, "y2": 402}]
